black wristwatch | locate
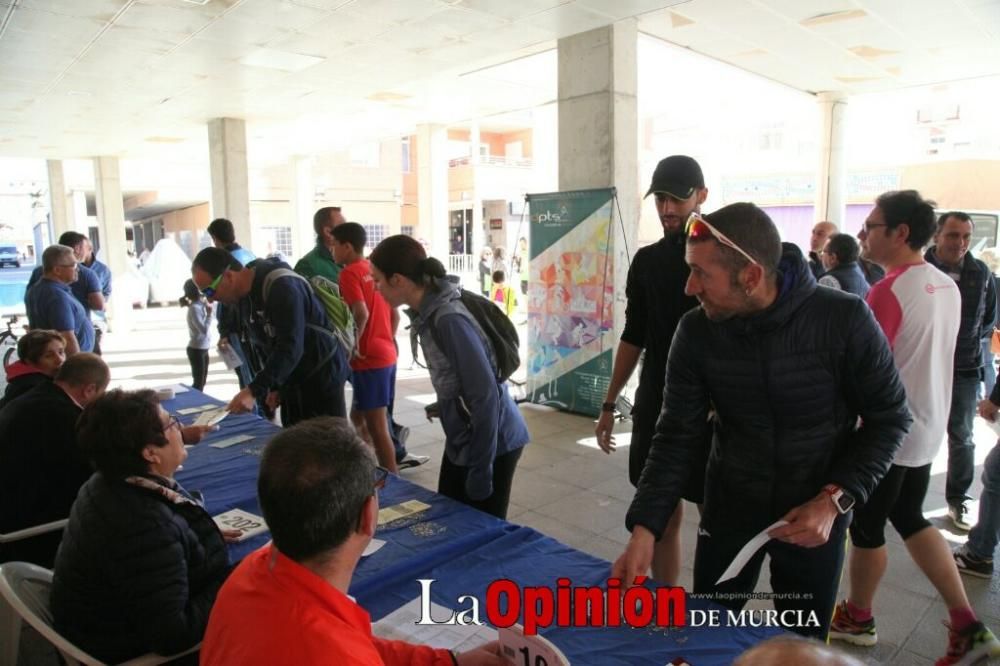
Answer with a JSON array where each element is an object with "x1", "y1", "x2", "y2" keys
[
  {"x1": 601, "y1": 401, "x2": 616, "y2": 413},
  {"x1": 823, "y1": 484, "x2": 855, "y2": 514}
]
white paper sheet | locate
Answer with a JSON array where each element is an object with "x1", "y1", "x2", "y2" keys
[
  {"x1": 362, "y1": 538, "x2": 385, "y2": 557},
  {"x1": 372, "y1": 597, "x2": 494, "y2": 653},
  {"x1": 194, "y1": 408, "x2": 229, "y2": 427},
  {"x1": 177, "y1": 404, "x2": 217, "y2": 415},
  {"x1": 209, "y1": 434, "x2": 256, "y2": 449},
  {"x1": 154, "y1": 384, "x2": 190, "y2": 394},
  {"x1": 716, "y1": 519, "x2": 788, "y2": 585}
]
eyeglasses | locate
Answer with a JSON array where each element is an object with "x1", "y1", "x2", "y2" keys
[
  {"x1": 373, "y1": 465, "x2": 389, "y2": 491},
  {"x1": 163, "y1": 415, "x2": 182, "y2": 433},
  {"x1": 860, "y1": 223, "x2": 888, "y2": 234},
  {"x1": 685, "y1": 212, "x2": 759, "y2": 266},
  {"x1": 57, "y1": 262, "x2": 78, "y2": 269},
  {"x1": 200, "y1": 272, "x2": 224, "y2": 298}
]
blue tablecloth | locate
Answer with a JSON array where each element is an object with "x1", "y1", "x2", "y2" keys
[
  {"x1": 169, "y1": 389, "x2": 514, "y2": 585},
  {"x1": 168, "y1": 388, "x2": 781, "y2": 665}
]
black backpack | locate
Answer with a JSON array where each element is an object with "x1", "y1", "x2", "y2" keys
[{"x1": 431, "y1": 289, "x2": 521, "y2": 383}]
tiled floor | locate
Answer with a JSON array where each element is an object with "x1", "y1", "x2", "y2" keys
[{"x1": 13, "y1": 306, "x2": 1000, "y2": 664}]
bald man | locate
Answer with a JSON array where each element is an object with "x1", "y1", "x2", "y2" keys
[{"x1": 809, "y1": 221, "x2": 838, "y2": 279}]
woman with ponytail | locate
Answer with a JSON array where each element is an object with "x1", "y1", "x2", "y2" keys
[{"x1": 370, "y1": 235, "x2": 529, "y2": 519}]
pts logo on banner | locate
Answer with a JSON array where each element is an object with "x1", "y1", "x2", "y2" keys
[{"x1": 534, "y1": 205, "x2": 570, "y2": 225}]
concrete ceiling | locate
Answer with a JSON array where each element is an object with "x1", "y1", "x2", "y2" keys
[{"x1": 0, "y1": 0, "x2": 998, "y2": 164}]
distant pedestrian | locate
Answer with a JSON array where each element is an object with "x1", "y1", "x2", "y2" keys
[
  {"x1": 180, "y1": 279, "x2": 214, "y2": 391},
  {"x1": 491, "y1": 270, "x2": 517, "y2": 318}
]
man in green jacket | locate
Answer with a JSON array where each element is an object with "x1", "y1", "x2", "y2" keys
[{"x1": 294, "y1": 206, "x2": 345, "y2": 282}]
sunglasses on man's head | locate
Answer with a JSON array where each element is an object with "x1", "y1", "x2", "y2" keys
[
  {"x1": 200, "y1": 272, "x2": 224, "y2": 298},
  {"x1": 685, "y1": 212, "x2": 759, "y2": 266}
]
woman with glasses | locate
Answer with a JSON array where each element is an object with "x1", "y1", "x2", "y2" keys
[
  {"x1": 370, "y1": 235, "x2": 529, "y2": 519},
  {"x1": 51, "y1": 389, "x2": 235, "y2": 664}
]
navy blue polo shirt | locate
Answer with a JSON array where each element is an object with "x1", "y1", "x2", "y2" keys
[
  {"x1": 26, "y1": 264, "x2": 102, "y2": 314},
  {"x1": 25, "y1": 278, "x2": 95, "y2": 352}
]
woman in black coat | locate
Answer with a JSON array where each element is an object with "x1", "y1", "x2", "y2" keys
[{"x1": 51, "y1": 389, "x2": 235, "y2": 663}]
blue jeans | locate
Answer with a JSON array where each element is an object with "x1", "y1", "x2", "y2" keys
[
  {"x1": 967, "y1": 442, "x2": 1000, "y2": 559},
  {"x1": 946, "y1": 373, "x2": 981, "y2": 504}
]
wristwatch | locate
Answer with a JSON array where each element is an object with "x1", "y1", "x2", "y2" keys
[
  {"x1": 601, "y1": 401, "x2": 616, "y2": 413},
  {"x1": 823, "y1": 484, "x2": 855, "y2": 514}
]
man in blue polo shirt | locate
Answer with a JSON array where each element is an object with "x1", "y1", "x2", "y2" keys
[
  {"x1": 26, "y1": 231, "x2": 104, "y2": 318},
  {"x1": 25, "y1": 245, "x2": 95, "y2": 354}
]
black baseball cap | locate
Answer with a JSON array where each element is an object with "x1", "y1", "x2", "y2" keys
[{"x1": 644, "y1": 155, "x2": 705, "y2": 199}]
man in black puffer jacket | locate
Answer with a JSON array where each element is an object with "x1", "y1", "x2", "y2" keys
[{"x1": 613, "y1": 203, "x2": 911, "y2": 640}]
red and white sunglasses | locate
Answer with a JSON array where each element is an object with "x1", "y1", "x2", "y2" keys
[{"x1": 685, "y1": 212, "x2": 759, "y2": 266}]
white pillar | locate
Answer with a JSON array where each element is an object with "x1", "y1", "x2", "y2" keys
[
  {"x1": 816, "y1": 91, "x2": 848, "y2": 226},
  {"x1": 207, "y1": 118, "x2": 252, "y2": 249},
  {"x1": 93, "y1": 156, "x2": 132, "y2": 332},
  {"x1": 46, "y1": 160, "x2": 72, "y2": 240},
  {"x1": 70, "y1": 190, "x2": 88, "y2": 233},
  {"x1": 416, "y1": 123, "x2": 449, "y2": 261},
  {"x1": 291, "y1": 155, "x2": 314, "y2": 263},
  {"x1": 557, "y1": 20, "x2": 638, "y2": 339}
]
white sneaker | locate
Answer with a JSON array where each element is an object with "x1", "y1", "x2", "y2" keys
[{"x1": 397, "y1": 454, "x2": 430, "y2": 470}]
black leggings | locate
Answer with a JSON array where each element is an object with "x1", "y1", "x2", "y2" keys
[
  {"x1": 438, "y1": 447, "x2": 523, "y2": 519},
  {"x1": 186, "y1": 347, "x2": 209, "y2": 391},
  {"x1": 849, "y1": 463, "x2": 932, "y2": 548}
]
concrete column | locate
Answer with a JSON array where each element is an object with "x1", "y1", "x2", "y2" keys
[
  {"x1": 816, "y1": 92, "x2": 848, "y2": 227},
  {"x1": 557, "y1": 19, "x2": 638, "y2": 338},
  {"x1": 93, "y1": 156, "x2": 132, "y2": 332},
  {"x1": 207, "y1": 118, "x2": 252, "y2": 250},
  {"x1": 416, "y1": 123, "x2": 449, "y2": 261},
  {"x1": 290, "y1": 155, "x2": 314, "y2": 263},
  {"x1": 46, "y1": 160, "x2": 72, "y2": 240},
  {"x1": 70, "y1": 190, "x2": 88, "y2": 233}
]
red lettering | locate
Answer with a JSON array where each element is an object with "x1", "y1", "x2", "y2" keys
[
  {"x1": 606, "y1": 578, "x2": 622, "y2": 627},
  {"x1": 655, "y1": 587, "x2": 687, "y2": 627},
  {"x1": 622, "y1": 579, "x2": 654, "y2": 628},
  {"x1": 572, "y1": 586, "x2": 605, "y2": 627},
  {"x1": 556, "y1": 578, "x2": 571, "y2": 626},
  {"x1": 485, "y1": 579, "x2": 520, "y2": 628},
  {"x1": 523, "y1": 586, "x2": 554, "y2": 635}
]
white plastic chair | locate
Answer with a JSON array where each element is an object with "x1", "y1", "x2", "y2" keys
[
  {"x1": 0, "y1": 519, "x2": 68, "y2": 546},
  {"x1": 0, "y1": 562, "x2": 198, "y2": 666}
]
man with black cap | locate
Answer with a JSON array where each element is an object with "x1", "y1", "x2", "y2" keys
[{"x1": 595, "y1": 154, "x2": 708, "y2": 585}]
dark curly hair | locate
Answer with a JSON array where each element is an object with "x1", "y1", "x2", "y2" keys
[{"x1": 77, "y1": 389, "x2": 169, "y2": 479}]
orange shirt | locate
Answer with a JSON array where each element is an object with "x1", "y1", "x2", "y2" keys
[{"x1": 202, "y1": 544, "x2": 454, "y2": 666}]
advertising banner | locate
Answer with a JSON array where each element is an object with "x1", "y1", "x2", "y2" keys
[{"x1": 525, "y1": 188, "x2": 615, "y2": 417}]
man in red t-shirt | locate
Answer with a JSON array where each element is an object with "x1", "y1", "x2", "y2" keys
[
  {"x1": 333, "y1": 223, "x2": 400, "y2": 472},
  {"x1": 202, "y1": 418, "x2": 503, "y2": 665}
]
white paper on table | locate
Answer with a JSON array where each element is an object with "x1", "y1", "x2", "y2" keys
[
  {"x1": 362, "y1": 538, "x2": 385, "y2": 557},
  {"x1": 154, "y1": 383, "x2": 189, "y2": 394},
  {"x1": 978, "y1": 415, "x2": 1000, "y2": 439},
  {"x1": 209, "y1": 434, "x2": 256, "y2": 449},
  {"x1": 194, "y1": 408, "x2": 229, "y2": 427},
  {"x1": 716, "y1": 519, "x2": 789, "y2": 585},
  {"x1": 372, "y1": 597, "x2": 495, "y2": 653},
  {"x1": 177, "y1": 404, "x2": 217, "y2": 415}
]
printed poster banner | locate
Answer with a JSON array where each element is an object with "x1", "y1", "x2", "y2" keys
[{"x1": 525, "y1": 188, "x2": 615, "y2": 417}]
